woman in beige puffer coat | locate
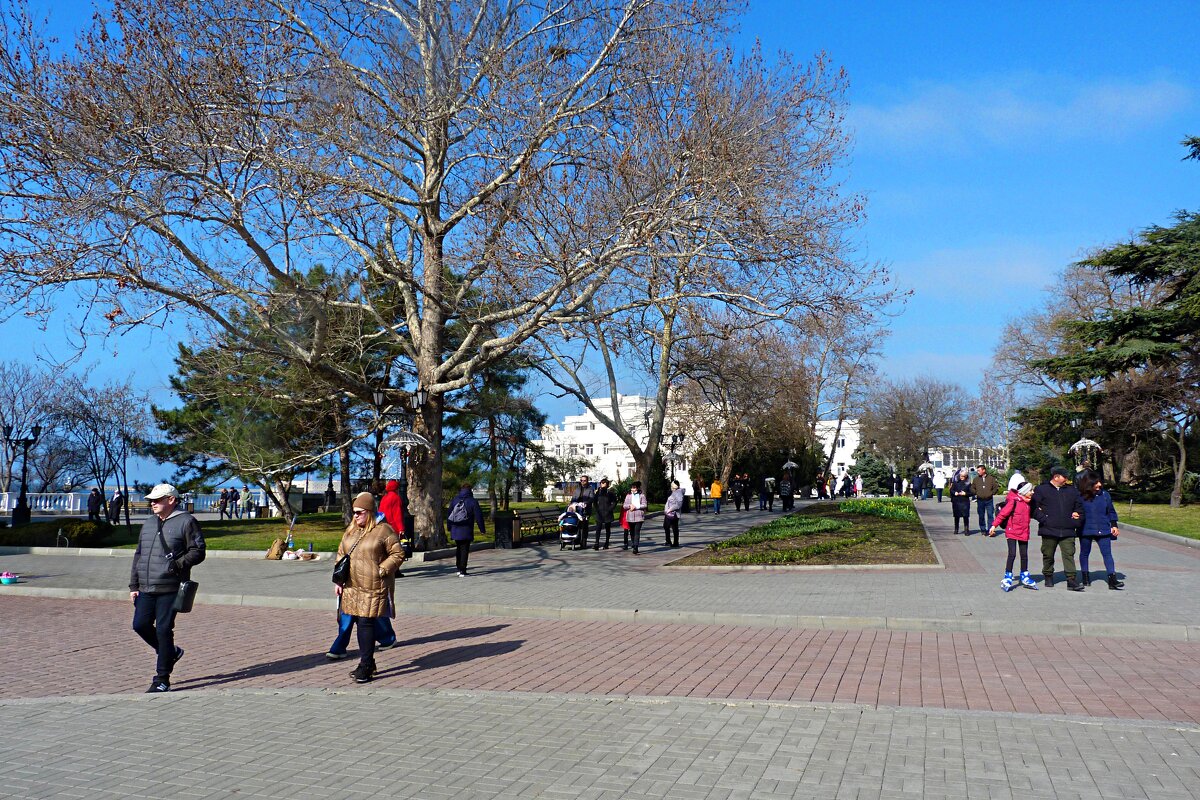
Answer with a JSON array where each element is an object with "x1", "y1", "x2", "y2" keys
[{"x1": 335, "y1": 492, "x2": 404, "y2": 682}]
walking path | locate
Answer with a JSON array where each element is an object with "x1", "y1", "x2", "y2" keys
[{"x1": 4, "y1": 499, "x2": 1200, "y2": 798}]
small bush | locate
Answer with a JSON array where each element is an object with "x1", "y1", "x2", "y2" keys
[
  {"x1": 0, "y1": 519, "x2": 115, "y2": 548},
  {"x1": 838, "y1": 497, "x2": 918, "y2": 521}
]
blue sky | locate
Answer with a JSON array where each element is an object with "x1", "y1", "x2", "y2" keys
[{"x1": 4, "y1": 1, "x2": 1198, "y2": 479}]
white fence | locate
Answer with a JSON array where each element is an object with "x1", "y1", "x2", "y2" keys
[{"x1": 0, "y1": 490, "x2": 269, "y2": 516}]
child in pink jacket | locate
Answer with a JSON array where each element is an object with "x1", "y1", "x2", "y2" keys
[{"x1": 989, "y1": 481, "x2": 1037, "y2": 591}]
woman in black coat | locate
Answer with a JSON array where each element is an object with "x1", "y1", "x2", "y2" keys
[{"x1": 949, "y1": 469, "x2": 972, "y2": 534}]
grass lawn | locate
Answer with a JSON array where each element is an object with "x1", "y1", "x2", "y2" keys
[
  {"x1": 668, "y1": 499, "x2": 937, "y2": 567},
  {"x1": 1120, "y1": 503, "x2": 1200, "y2": 540}
]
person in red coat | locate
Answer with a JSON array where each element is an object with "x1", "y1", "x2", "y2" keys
[
  {"x1": 377, "y1": 480, "x2": 407, "y2": 574},
  {"x1": 989, "y1": 482, "x2": 1038, "y2": 591}
]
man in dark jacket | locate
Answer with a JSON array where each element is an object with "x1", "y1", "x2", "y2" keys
[
  {"x1": 129, "y1": 484, "x2": 206, "y2": 692},
  {"x1": 446, "y1": 483, "x2": 485, "y2": 576},
  {"x1": 1033, "y1": 467, "x2": 1084, "y2": 590},
  {"x1": 87, "y1": 488, "x2": 103, "y2": 521},
  {"x1": 969, "y1": 465, "x2": 1001, "y2": 534},
  {"x1": 591, "y1": 478, "x2": 617, "y2": 549},
  {"x1": 569, "y1": 475, "x2": 597, "y2": 549}
]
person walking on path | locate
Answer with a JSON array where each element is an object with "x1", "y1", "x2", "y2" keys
[
  {"x1": 741, "y1": 474, "x2": 753, "y2": 511},
  {"x1": 87, "y1": 487, "x2": 103, "y2": 522},
  {"x1": 709, "y1": 477, "x2": 723, "y2": 514},
  {"x1": 334, "y1": 491, "x2": 404, "y2": 683},
  {"x1": 1077, "y1": 470, "x2": 1123, "y2": 590},
  {"x1": 108, "y1": 489, "x2": 124, "y2": 524},
  {"x1": 129, "y1": 483, "x2": 206, "y2": 693},
  {"x1": 758, "y1": 476, "x2": 774, "y2": 511},
  {"x1": 218, "y1": 488, "x2": 229, "y2": 520},
  {"x1": 932, "y1": 470, "x2": 947, "y2": 502},
  {"x1": 691, "y1": 478, "x2": 704, "y2": 514},
  {"x1": 969, "y1": 465, "x2": 1001, "y2": 534},
  {"x1": 778, "y1": 473, "x2": 795, "y2": 510},
  {"x1": 242, "y1": 486, "x2": 254, "y2": 518},
  {"x1": 730, "y1": 474, "x2": 744, "y2": 511},
  {"x1": 989, "y1": 481, "x2": 1038, "y2": 591},
  {"x1": 592, "y1": 478, "x2": 617, "y2": 549},
  {"x1": 570, "y1": 475, "x2": 597, "y2": 549},
  {"x1": 446, "y1": 483, "x2": 485, "y2": 576},
  {"x1": 949, "y1": 469, "x2": 972, "y2": 534},
  {"x1": 1032, "y1": 466, "x2": 1084, "y2": 591},
  {"x1": 622, "y1": 481, "x2": 648, "y2": 554},
  {"x1": 663, "y1": 480, "x2": 684, "y2": 547}
]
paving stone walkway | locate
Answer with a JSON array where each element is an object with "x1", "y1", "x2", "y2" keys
[{"x1": 4, "y1": 500, "x2": 1200, "y2": 798}]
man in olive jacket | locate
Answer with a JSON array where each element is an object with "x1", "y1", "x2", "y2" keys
[
  {"x1": 969, "y1": 465, "x2": 1001, "y2": 535},
  {"x1": 129, "y1": 483, "x2": 206, "y2": 692},
  {"x1": 1032, "y1": 467, "x2": 1084, "y2": 591}
]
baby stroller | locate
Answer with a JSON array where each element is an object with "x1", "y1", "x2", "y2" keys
[{"x1": 558, "y1": 507, "x2": 583, "y2": 550}]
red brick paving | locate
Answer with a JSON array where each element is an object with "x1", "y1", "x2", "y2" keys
[{"x1": 4, "y1": 596, "x2": 1199, "y2": 724}]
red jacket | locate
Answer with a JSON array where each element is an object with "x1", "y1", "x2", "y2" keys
[
  {"x1": 993, "y1": 490, "x2": 1032, "y2": 541},
  {"x1": 378, "y1": 481, "x2": 405, "y2": 535}
]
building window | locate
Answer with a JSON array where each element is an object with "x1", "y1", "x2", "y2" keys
[
  {"x1": 585, "y1": 444, "x2": 594, "y2": 455},
  {"x1": 569, "y1": 445, "x2": 578, "y2": 455},
  {"x1": 554, "y1": 445, "x2": 561, "y2": 456},
  {"x1": 838, "y1": 437, "x2": 846, "y2": 448},
  {"x1": 575, "y1": 424, "x2": 589, "y2": 431},
  {"x1": 603, "y1": 444, "x2": 610, "y2": 455}
]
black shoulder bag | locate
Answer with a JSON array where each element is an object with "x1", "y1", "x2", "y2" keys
[
  {"x1": 157, "y1": 520, "x2": 199, "y2": 613},
  {"x1": 332, "y1": 529, "x2": 368, "y2": 587}
]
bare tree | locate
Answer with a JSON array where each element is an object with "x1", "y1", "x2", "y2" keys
[
  {"x1": 859, "y1": 375, "x2": 971, "y2": 470},
  {"x1": 0, "y1": 0, "x2": 748, "y2": 548},
  {"x1": 530, "y1": 44, "x2": 894, "y2": 483},
  {"x1": 0, "y1": 364, "x2": 55, "y2": 492}
]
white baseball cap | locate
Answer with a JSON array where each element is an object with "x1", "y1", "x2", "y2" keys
[{"x1": 145, "y1": 483, "x2": 178, "y2": 500}]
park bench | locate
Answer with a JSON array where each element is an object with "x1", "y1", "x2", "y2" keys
[{"x1": 512, "y1": 507, "x2": 561, "y2": 544}]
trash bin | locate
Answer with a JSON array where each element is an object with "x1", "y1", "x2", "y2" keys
[
  {"x1": 185, "y1": 501, "x2": 195, "y2": 513},
  {"x1": 256, "y1": 504, "x2": 269, "y2": 519},
  {"x1": 493, "y1": 515, "x2": 514, "y2": 549}
]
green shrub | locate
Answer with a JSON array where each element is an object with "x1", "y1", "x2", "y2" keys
[
  {"x1": 838, "y1": 497, "x2": 918, "y2": 521},
  {"x1": 710, "y1": 516, "x2": 849, "y2": 551},
  {"x1": 0, "y1": 519, "x2": 115, "y2": 548},
  {"x1": 712, "y1": 531, "x2": 876, "y2": 564}
]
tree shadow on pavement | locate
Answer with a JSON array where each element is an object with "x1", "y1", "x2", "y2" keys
[{"x1": 374, "y1": 640, "x2": 524, "y2": 678}]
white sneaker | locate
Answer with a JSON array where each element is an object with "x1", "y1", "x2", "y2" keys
[{"x1": 457, "y1": 571, "x2": 466, "y2": 577}]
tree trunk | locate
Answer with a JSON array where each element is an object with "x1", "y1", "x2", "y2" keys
[
  {"x1": 412, "y1": 392, "x2": 447, "y2": 550},
  {"x1": 339, "y1": 441, "x2": 353, "y2": 526},
  {"x1": 1170, "y1": 424, "x2": 1187, "y2": 509}
]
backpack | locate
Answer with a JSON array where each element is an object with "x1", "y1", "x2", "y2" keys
[{"x1": 448, "y1": 500, "x2": 470, "y2": 524}]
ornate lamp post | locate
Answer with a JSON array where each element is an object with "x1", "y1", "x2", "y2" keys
[
  {"x1": 659, "y1": 432, "x2": 686, "y2": 480},
  {"x1": 375, "y1": 386, "x2": 430, "y2": 546},
  {"x1": 4, "y1": 423, "x2": 42, "y2": 527},
  {"x1": 324, "y1": 450, "x2": 337, "y2": 511}
]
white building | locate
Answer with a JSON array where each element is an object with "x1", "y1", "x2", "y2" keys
[
  {"x1": 529, "y1": 394, "x2": 696, "y2": 488},
  {"x1": 814, "y1": 419, "x2": 859, "y2": 479}
]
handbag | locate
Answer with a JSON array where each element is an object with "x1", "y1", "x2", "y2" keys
[
  {"x1": 156, "y1": 523, "x2": 199, "y2": 613},
  {"x1": 174, "y1": 580, "x2": 199, "y2": 613},
  {"x1": 332, "y1": 529, "x2": 368, "y2": 587},
  {"x1": 619, "y1": 508, "x2": 629, "y2": 530}
]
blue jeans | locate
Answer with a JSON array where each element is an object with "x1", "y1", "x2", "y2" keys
[
  {"x1": 713, "y1": 497, "x2": 722, "y2": 513},
  {"x1": 329, "y1": 610, "x2": 395, "y2": 655},
  {"x1": 132, "y1": 591, "x2": 179, "y2": 680},
  {"x1": 976, "y1": 498, "x2": 995, "y2": 532},
  {"x1": 1079, "y1": 535, "x2": 1116, "y2": 575}
]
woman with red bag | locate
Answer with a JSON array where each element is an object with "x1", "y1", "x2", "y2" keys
[{"x1": 622, "y1": 481, "x2": 648, "y2": 554}]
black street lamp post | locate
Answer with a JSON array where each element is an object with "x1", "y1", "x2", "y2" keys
[
  {"x1": 659, "y1": 432, "x2": 685, "y2": 481},
  {"x1": 4, "y1": 423, "x2": 42, "y2": 527},
  {"x1": 373, "y1": 387, "x2": 428, "y2": 545},
  {"x1": 324, "y1": 450, "x2": 337, "y2": 511}
]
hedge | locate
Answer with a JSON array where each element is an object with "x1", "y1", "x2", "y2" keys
[
  {"x1": 0, "y1": 519, "x2": 115, "y2": 548},
  {"x1": 838, "y1": 497, "x2": 919, "y2": 521}
]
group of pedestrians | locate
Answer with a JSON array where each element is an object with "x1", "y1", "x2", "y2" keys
[
  {"x1": 566, "y1": 475, "x2": 685, "y2": 555},
  {"x1": 983, "y1": 467, "x2": 1124, "y2": 592},
  {"x1": 217, "y1": 486, "x2": 249, "y2": 519}
]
